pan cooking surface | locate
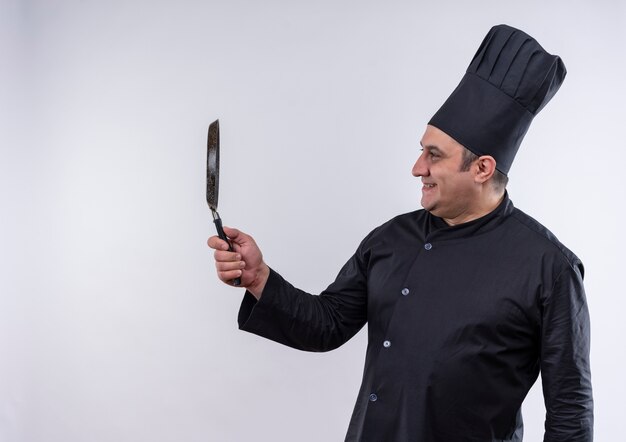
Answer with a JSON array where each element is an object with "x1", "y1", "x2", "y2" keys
[{"x1": 207, "y1": 120, "x2": 220, "y2": 209}]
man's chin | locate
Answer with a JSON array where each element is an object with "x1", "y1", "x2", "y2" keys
[{"x1": 420, "y1": 198, "x2": 436, "y2": 213}]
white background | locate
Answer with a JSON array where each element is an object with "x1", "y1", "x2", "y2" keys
[{"x1": 1, "y1": 0, "x2": 624, "y2": 440}]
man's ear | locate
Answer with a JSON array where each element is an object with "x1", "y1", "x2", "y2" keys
[{"x1": 474, "y1": 155, "x2": 497, "y2": 184}]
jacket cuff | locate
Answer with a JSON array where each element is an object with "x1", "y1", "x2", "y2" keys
[{"x1": 237, "y1": 267, "x2": 282, "y2": 331}]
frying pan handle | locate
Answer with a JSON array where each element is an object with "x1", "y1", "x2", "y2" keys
[{"x1": 213, "y1": 215, "x2": 241, "y2": 286}]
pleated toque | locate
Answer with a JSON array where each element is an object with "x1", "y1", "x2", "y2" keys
[{"x1": 429, "y1": 24, "x2": 567, "y2": 175}]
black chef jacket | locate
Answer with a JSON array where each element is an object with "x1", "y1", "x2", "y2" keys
[{"x1": 238, "y1": 194, "x2": 593, "y2": 441}]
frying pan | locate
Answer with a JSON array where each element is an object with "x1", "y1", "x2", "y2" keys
[{"x1": 207, "y1": 119, "x2": 241, "y2": 286}]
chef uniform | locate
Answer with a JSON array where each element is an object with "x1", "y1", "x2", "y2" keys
[{"x1": 237, "y1": 25, "x2": 593, "y2": 441}]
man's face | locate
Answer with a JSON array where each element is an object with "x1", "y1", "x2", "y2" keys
[{"x1": 412, "y1": 125, "x2": 478, "y2": 222}]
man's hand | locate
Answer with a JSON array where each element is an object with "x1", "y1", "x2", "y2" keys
[{"x1": 207, "y1": 227, "x2": 270, "y2": 300}]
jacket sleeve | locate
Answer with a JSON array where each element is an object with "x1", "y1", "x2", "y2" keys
[
  {"x1": 237, "y1": 245, "x2": 369, "y2": 352},
  {"x1": 540, "y1": 261, "x2": 593, "y2": 441}
]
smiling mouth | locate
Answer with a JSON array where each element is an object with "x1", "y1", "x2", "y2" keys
[{"x1": 423, "y1": 183, "x2": 436, "y2": 189}]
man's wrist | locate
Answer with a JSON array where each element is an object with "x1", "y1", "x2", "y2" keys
[{"x1": 247, "y1": 263, "x2": 270, "y2": 300}]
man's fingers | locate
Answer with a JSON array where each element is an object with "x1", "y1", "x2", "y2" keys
[
  {"x1": 207, "y1": 227, "x2": 249, "y2": 251},
  {"x1": 215, "y1": 259, "x2": 245, "y2": 272},
  {"x1": 214, "y1": 250, "x2": 241, "y2": 262},
  {"x1": 222, "y1": 226, "x2": 241, "y2": 239},
  {"x1": 207, "y1": 226, "x2": 261, "y2": 288},
  {"x1": 218, "y1": 269, "x2": 243, "y2": 283},
  {"x1": 207, "y1": 235, "x2": 230, "y2": 251},
  {"x1": 222, "y1": 226, "x2": 253, "y2": 248}
]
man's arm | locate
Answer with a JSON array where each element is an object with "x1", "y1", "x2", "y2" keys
[
  {"x1": 540, "y1": 261, "x2": 593, "y2": 441},
  {"x1": 208, "y1": 226, "x2": 369, "y2": 352}
]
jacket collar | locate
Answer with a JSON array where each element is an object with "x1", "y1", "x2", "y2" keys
[{"x1": 424, "y1": 192, "x2": 514, "y2": 241}]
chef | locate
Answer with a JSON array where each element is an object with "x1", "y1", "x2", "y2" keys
[{"x1": 208, "y1": 24, "x2": 593, "y2": 441}]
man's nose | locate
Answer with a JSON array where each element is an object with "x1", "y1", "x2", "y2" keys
[{"x1": 412, "y1": 153, "x2": 428, "y2": 177}]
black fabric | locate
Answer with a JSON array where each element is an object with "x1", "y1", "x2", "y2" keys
[
  {"x1": 238, "y1": 194, "x2": 593, "y2": 441},
  {"x1": 428, "y1": 24, "x2": 567, "y2": 175}
]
